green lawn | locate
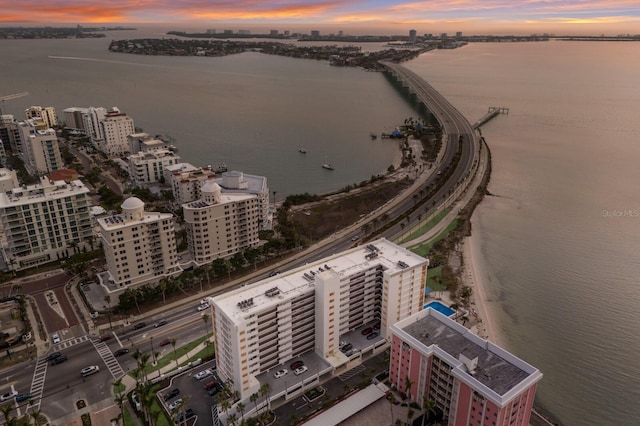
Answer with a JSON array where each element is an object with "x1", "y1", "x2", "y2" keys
[
  {"x1": 133, "y1": 334, "x2": 212, "y2": 377},
  {"x1": 397, "y1": 208, "x2": 450, "y2": 244},
  {"x1": 426, "y1": 265, "x2": 447, "y2": 292},
  {"x1": 410, "y1": 218, "x2": 458, "y2": 257}
]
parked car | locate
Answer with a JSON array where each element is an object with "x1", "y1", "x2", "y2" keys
[
  {"x1": 340, "y1": 343, "x2": 353, "y2": 353},
  {"x1": 51, "y1": 333, "x2": 61, "y2": 344},
  {"x1": 0, "y1": 390, "x2": 18, "y2": 402},
  {"x1": 164, "y1": 388, "x2": 180, "y2": 401},
  {"x1": 132, "y1": 322, "x2": 146, "y2": 330},
  {"x1": 176, "y1": 408, "x2": 195, "y2": 422},
  {"x1": 160, "y1": 338, "x2": 172, "y2": 347},
  {"x1": 194, "y1": 369, "x2": 213, "y2": 380},
  {"x1": 274, "y1": 369, "x2": 288, "y2": 379},
  {"x1": 367, "y1": 332, "x2": 379, "y2": 340},
  {"x1": 168, "y1": 398, "x2": 182, "y2": 411},
  {"x1": 204, "y1": 380, "x2": 220, "y2": 391},
  {"x1": 361, "y1": 327, "x2": 373, "y2": 336},
  {"x1": 46, "y1": 351, "x2": 62, "y2": 361},
  {"x1": 154, "y1": 319, "x2": 167, "y2": 328},
  {"x1": 294, "y1": 365, "x2": 308, "y2": 376},
  {"x1": 16, "y1": 392, "x2": 32, "y2": 403},
  {"x1": 50, "y1": 354, "x2": 68, "y2": 365},
  {"x1": 290, "y1": 360, "x2": 304, "y2": 370},
  {"x1": 208, "y1": 385, "x2": 223, "y2": 396},
  {"x1": 80, "y1": 365, "x2": 100, "y2": 377},
  {"x1": 114, "y1": 348, "x2": 129, "y2": 357}
]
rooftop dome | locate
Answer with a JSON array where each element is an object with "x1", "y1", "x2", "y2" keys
[
  {"x1": 121, "y1": 196, "x2": 144, "y2": 210},
  {"x1": 201, "y1": 180, "x2": 222, "y2": 194}
]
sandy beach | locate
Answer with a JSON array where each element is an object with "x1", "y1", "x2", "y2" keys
[{"x1": 460, "y1": 233, "x2": 503, "y2": 347}]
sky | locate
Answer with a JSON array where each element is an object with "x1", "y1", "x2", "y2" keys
[{"x1": 1, "y1": 0, "x2": 640, "y2": 35}]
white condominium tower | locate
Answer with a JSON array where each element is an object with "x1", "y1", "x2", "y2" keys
[
  {"x1": 211, "y1": 238, "x2": 428, "y2": 399},
  {"x1": 182, "y1": 180, "x2": 260, "y2": 266},
  {"x1": 98, "y1": 197, "x2": 182, "y2": 292},
  {"x1": 17, "y1": 119, "x2": 63, "y2": 175},
  {"x1": 0, "y1": 177, "x2": 92, "y2": 272}
]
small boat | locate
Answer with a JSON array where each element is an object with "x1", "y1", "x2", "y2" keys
[
  {"x1": 215, "y1": 163, "x2": 227, "y2": 173},
  {"x1": 369, "y1": 132, "x2": 377, "y2": 140},
  {"x1": 322, "y1": 164, "x2": 334, "y2": 170},
  {"x1": 298, "y1": 147, "x2": 307, "y2": 153}
]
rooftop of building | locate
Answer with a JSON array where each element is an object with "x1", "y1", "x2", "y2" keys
[
  {"x1": 215, "y1": 171, "x2": 268, "y2": 193},
  {"x1": 129, "y1": 149, "x2": 180, "y2": 161},
  {"x1": 183, "y1": 191, "x2": 256, "y2": 209},
  {"x1": 97, "y1": 210, "x2": 173, "y2": 229},
  {"x1": 0, "y1": 178, "x2": 89, "y2": 207},
  {"x1": 396, "y1": 309, "x2": 541, "y2": 398},
  {"x1": 213, "y1": 238, "x2": 427, "y2": 321}
]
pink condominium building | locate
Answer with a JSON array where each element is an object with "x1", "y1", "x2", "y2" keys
[{"x1": 389, "y1": 309, "x2": 542, "y2": 426}]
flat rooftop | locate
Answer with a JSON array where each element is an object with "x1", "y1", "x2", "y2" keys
[
  {"x1": 400, "y1": 311, "x2": 535, "y2": 396},
  {"x1": 213, "y1": 238, "x2": 427, "y2": 321}
]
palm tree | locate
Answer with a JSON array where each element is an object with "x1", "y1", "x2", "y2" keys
[
  {"x1": 1, "y1": 404, "x2": 14, "y2": 426},
  {"x1": 421, "y1": 397, "x2": 436, "y2": 426},
  {"x1": 158, "y1": 278, "x2": 168, "y2": 304},
  {"x1": 259, "y1": 382, "x2": 271, "y2": 413},
  {"x1": 29, "y1": 407, "x2": 43, "y2": 426},
  {"x1": 236, "y1": 402, "x2": 245, "y2": 425},
  {"x1": 202, "y1": 313, "x2": 211, "y2": 357},
  {"x1": 227, "y1": 413, "x2": 237, "y2": 426},
  {"x1": 170, "y1": 338, "x2": 179, "y2": 370},
  {"x1": 387, "y1": 392, "x2": 395, "y2": 425},
  {"x1": 250, "y1": 392, "x2": 259, "y2": 417},
  {"x1": 113, "y1": 378, "x2": 125, "y2": 426}
]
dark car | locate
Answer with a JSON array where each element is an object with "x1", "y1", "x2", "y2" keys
[
  {"x1": 176, "y1": 408, "x2": 195, "y2": 422},
  {"x1": 204, "y1": 380, "x2": 220, "y2": 391},
  {"x1": 132, "y1": 322, "x2": 146, "y2": 330},
  {"x1": 290, "y1": 360, "x2": 304, "y2": 370},
  {"x1": 154, "y1": 319, "x2": 168, "y2": 328},
  {"x1": 160, "y1": 338, "x2": 172, "y2": 346},
  {"x1": 361, "y1": 327, "x2": 373, "y2": 336},
  {"x1": 164, "y1": 388, "x2": 180, "y2": 401},
  {"x1": 98, "y1": 334, "x2": 112, "y2": 342},
  {"x1": 46, "y1": 351, "x2": 62, "y2": 361},
  {"x1": 208, "y1": 385, "x2": 223, "y2": 396},
  {"x1": 16, "y1": 392, "x2": 32, "y2": 403},
  {"x1": 340, "y1": 343, "x2": 353, "y2": 353},
  {"x1": 114, "y1": 348, "x2": 129, "y2": 357},
  {"x1": 367, "y1": 332, "x2": 379, "y2": 340},
  {"x1": 50, "y1": 354, "x2": 68, "y2": 365}
]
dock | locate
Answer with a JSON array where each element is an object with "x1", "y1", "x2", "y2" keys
[{"x1": 473, "y1": 107, "x2": 509, "y2": 130}]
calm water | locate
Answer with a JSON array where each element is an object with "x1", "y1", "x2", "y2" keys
[
  {"x1": 3, "y1": 30, "x2": 639, "y2": 425},
  {"x1": 0, "y1": 32, "x2": 416, "y2": 196},
  {"x1": 407, "y1": 41, "x2": 640, "y2": 425}
]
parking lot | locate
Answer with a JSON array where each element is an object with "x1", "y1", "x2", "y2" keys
[{"x1": 157, "y1": 360, "x2": 219, "y2": 424}]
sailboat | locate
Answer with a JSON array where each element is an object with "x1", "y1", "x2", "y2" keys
[
  {"x1": 298, "y1": 147, "x2": 307, "y2": 153},
  {"x1": 322, "y1": 164, "x2": 334, "y2": 170}
]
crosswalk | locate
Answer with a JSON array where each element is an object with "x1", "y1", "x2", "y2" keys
[
  {"x1": 338, "y1": 364, "x2": 367, "y2": 382},
  {"x1": 28, "y1": 357, "x2": 48, "y2": 411},
  {"x1": 91, "y1": 339, "x2": 125, "y2": 379},
  {"x1": 52, "y1": 335, "x2": 89, "y2": 351}
]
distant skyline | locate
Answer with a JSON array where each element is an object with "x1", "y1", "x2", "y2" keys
[{"x1": 1, "y1": 1, "x2": 640, "y2": 36}]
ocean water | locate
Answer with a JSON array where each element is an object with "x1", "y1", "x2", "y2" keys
[{"x1": 406, "y1": 41, "x2": 640, "y2": 425}]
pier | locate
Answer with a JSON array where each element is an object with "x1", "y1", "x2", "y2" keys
[{"x1": 473, "y1": 107, "x2": 509, "y2": 130}]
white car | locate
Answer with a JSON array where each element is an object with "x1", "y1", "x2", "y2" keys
[
  {"x1": 194, "y1": 369, "x2": 213, "y2": 380},
  {"x1": 0, "y1": 390, "x2": 18, "y2": 402},
  {"x1": 52, "y1": 333, "x2": 61, "y2": 344},
  {"x1": 168, "y1": 398, "x2": 182, "y2": 411},
  {"x1": 80, "y1": 365, "x2": 100, "y2": 377},
  {"x1": 294, "y1": 365, "x2": 308, "y2": 376},
  {"x1": 273, "y1": 369, "x2": 288, "y2": 379},
  {"x1": 197, "y1": 303, "x2": 210, "y2": 311}
]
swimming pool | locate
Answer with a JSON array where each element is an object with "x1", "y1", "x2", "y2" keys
[{"x1": 423, "y1": 301, "x2": 456, "y2": 317}]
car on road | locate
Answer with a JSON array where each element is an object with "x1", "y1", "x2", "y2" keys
[
  {"x1": 46, "y1": 351, "x2": 62, "y2": 361},
  {"x1": 163, "y1": 388, "x2": 180, "y2": 401},
  {"x1": 154, "y1": 319, "x2": 167, "y2": 328},
  {"x1": 168, "y1": 398, "x2": 182, "y2": 411},
  {"x1": 361, "y1": 327, "x2": 373, "y2": 336},
  {"x1": 367, "y1": 332, "x2": 379, "y2": 340},
  {"x1": 0, "y1": 390, "x2": 18, "y2": 402},
  {"x1": 294, "y1": 365, "x2": 308, "y2": 376},
  {"x1": 132, "y1": 322, "x2": 146, "y2": 330},
  {"x1": 80, "y1": 365, "x2": 100, "y2": 377},
  {"x1": 50, "y1": 354, "x2": 68, "y2": 365},
  {"x1": 114, "y1": 348, "x2": 129, "y2": 357},
  {"x1": 351, "y1": 235, "x2": 360, "y2": 241},
  {"x1": 16, "y1": 392, "x2": 32, "y2": 403},
  {"x1": 197, "y1": 302, "x2": 210, "y2": 311},
  {"x1": 194, "y1": 369, "x2": 213, "y2": 380},
  {"x1": 98, "y1": 334, "x2": 112, "y2": 342},
  {"x1": 51, "y1": 333, "x2": 61, "y2": 344},
  {"x1": 274, "y1": 369, "x2": 288, "y2": 379},
  {"x1": 160, "y1": 338, "x2": 172, "y2": 347},
  {"x1": 290, "y1": 360, "x2": 304, "y2": 370}
]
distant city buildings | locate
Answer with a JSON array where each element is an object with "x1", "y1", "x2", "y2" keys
[
  {"x1": 409, "y1": 29, "x2": 417, "y2": 43},
  {"x1": 97, "y1": 197, "x2": 182, "y2": 292},
  {"x1": 389, "y1": 308, "x2": 542, "y2": 425},
  {"x1": 128, "y1": 147, "x2": 181, "y2": 186},
  {"x1": 24, "y1": 105, "x2": 57, "y2": 129},
  {"x1": 17, "y1": 119, "x2": 63, "y2": 174},
  {"x1": 0, "y1": 176, "x2": 92, "y2": 272},
  {"x1": 211, "y1": 238, "x2": 428, "y2": 399},
  {"x1": 63, "y1": 107, "x2": 89, "y2": 132}
]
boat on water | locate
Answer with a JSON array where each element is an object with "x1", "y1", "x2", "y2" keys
[
  {"x1": 214, "y1": 163, "x2": 227, "y2": 173},
  {"x1": 299, "y1": 147, "x2": 307, "y2": 153},
  {"x1": 322, "y1": 164, "x2": 334, "y2": 170},
  {"x1": 369, "y1": 132, "x2": 377, "y2": 140}
]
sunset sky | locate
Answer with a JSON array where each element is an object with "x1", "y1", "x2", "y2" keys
[{"x1": 1, "y1": 0, "x2": 639, "y2": 35}]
